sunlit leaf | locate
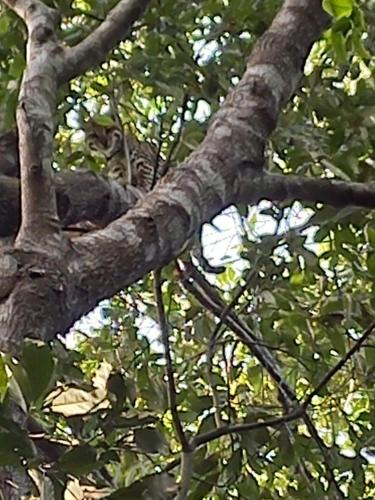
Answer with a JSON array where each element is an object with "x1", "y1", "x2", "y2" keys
[{"x1": 323, "y1": 0, "x2": 354, "y2": 19}]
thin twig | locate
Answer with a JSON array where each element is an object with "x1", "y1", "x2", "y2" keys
[
  {"x1": 208, "y1": 264, "x2": 258, "y2": 361},
  {"x1": 151, "y1": 107, "x2": 166, "y2": 188},
  {"x1": 165, "y1": 93, "x2": 190, "y2": 168},
  {"x1": 153, "y1": 268, "x2": 189, "y2": 451},
  {"x1": 162, "y1": 406, "x2": 305, "y2": 476},
  {"x1": 304, "y1": 320, "x2": 375, "y2": 408},
  {"x1": 177, "y1": 260, "x2": 347, "y2": 497},
  {"x1": 178, "y1": 260, "x2": 298, "y2": 404},
  {"x1": 154, "y1": 268, "x2": 193, "y2": 500},
  {"x1": 303, "y1": 416, "x2": 345, "y2": 499},
  {"x1": 192, "y1": 406, "x2": 304, "y2": 448},
  {"x1": 222, "y1": 342, "x2": 236, "y2": 451}
]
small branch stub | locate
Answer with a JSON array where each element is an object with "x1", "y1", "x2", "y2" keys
[{"x1": 0, "y1": 254, "x2": 18, "y2": 300}]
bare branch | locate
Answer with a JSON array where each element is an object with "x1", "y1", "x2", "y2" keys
[
  {"x1": 154, "y1": 268, "x2": 193, "y2": 500},
  {"x1": 177, "y1": 451, "x2": 194, "y2": 500},
  {"x1": 240, "y1": 173, "x2": 375, "y2": 209},
  {"x1": 3, "y1": 164, "x2": 375, "y2": 239},
  {"x1": 192, "y1": 407, "x2": 304, "y2": 448},
  {"x1": 3, "y1": 0, "x2": 63, "y2": 248},
  {"x1": 0, "y1": 171, "x2": 139, "y2": 237},
  {"x1": 153, "y1": 268, "x2": 190, "y2": 451},
  {"x1": 61, "y1": 0, "x2": 151, "y2": 83}
]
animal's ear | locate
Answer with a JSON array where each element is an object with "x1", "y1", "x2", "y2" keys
[
  {"x1": 109, "y1": 127, "x2": 123, "y2": 141},
  {"x1": 84, "y1": 117, "x2": 121, "y2": 141}
]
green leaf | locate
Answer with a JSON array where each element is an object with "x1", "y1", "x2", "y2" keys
[
  {"x1": 92, "y1": 114, "x2": 115, "y2": 126},
  {"x1": 330, "y1": 329, "x2": 346, "y2": 355},
  {"x1": 0, "y1": 15, "x2": 10, "y2": 35},
  {"x1": 323, "y1": 0, "x2": 354, "y2": 19},
  {"x1": 290, "y1": 272, "x2": 304, "y2": 286},
  {"x1": 7, "y1": 360, "x2": 31, "y2": 411},
  {"x1": 365, "y1": 346, "x2": 375, "y2": 371},
  {"x1": 0, "y1": 356, "x2": 8, "y2": 402},
  {"x1": 193, "y1": 314, "x2": 212, "y2": 339},
  {"x1": 367, "y1": 253, "x2": 375, "y2": 277},
  {"x1": 107, "y1": 483, "x2": 147, "y2": 500},
  {"x1": 108, "y1": 473, "x2": 177, "y2": 500},
  {"x1": 8, "y1": 53, "x2": 25, "y2": 79},
  {"x1": 331, "y1": 30, "x2": 347, "y2": 64},
  {"x1": 134, "y1": 427, "x2": 168, "y2": 453},
  {"x1": 248, "y1": 365, "x2": 263, "y2": 393},
  {"x1": 22, "y1": 342, "x2": 55, "y2": 403},
  {"x1": 193, "y1": 452, "x2": 219, "y2": 476},
  {"x1": 106, "y1": 372, "x2": 127, "y2": 404},
  {"x1": 58, "y1": 444, "x2": 98, "y2": 475},
  {"x1": 237, "y1": 476, "x2": 259, "y2": 496},
  {"x1": 0, "y1": 431, "x2": 34, "y2": 465},
  {"x1": 189, "y1": 472, "x2": 220, "y2": 500}
]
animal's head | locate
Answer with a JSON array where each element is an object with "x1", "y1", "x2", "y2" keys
[{"x1": 85, "y1": 120, "x2": 123, "y2": 160}]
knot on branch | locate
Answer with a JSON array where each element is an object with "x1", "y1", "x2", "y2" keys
[
  {"x1": 32, "y1": 25, "x2": 53, "y2": 43},
  {"x1": 26, "y1": 2, "x2": 61, "y2": 43},
  {"x1": 0, "y1": 253, "x2": 18, "y2": 299}
]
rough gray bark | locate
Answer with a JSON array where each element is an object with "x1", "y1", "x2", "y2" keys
[
  {"x1": 0, "y1": 0, "x2": 329, "y2": 352},
  {"x1": 2, "y1": 169, "x2": 375, "y2": 239},
  {"x1": 12, "y1": 0, "x2": 62, "y2": 248},
  {"x1": 0, "y1": 170, "x2": 139, "y2": 237},
  {"x1": 238, "y1": 173, "x2": 375, "y2": 208},
  {"x1": 61, "y1": 0, "x2": 151, "y2": 82}
]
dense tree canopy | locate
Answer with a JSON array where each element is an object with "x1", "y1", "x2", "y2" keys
[{"x1": 0, "y1": 0, "x2": 374, "y2": 498}]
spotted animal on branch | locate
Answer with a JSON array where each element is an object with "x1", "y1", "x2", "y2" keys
[
  {"x1": 85, "y1": 120, "x2": 224, "y2": 274},
  {"x1": 85, "y1": 120, "x2": 164, "y2": 192}
]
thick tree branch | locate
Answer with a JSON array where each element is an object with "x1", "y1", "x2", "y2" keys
[
  {"x1": 56, "y1": 171, "x2": 140, "y2": 227},
  {"x1": 0, "y1": 171, "x2": 138, "y2": 237},
  {"x1": 239, "y1": 173, "x2": 375, "y2": 208},
  {"x1": 61, "y1": 0, "x2": 151, "y2": 83},
  {"x1": 3, "y1": 0, "x2": 63, "y2": 247},
  {"x1": 2, "y1": 169, "x2": 375, "y2": 238},
  {"x1": 1, "y1": 0, "x2": 150, "y2": 248}
]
